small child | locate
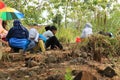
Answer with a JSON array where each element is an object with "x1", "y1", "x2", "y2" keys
[{"x1": 29, "y1": 28, "x2": 46, "y2": 52}]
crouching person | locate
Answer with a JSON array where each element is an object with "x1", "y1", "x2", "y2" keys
[
  {"x1": 43, "y1": 25, "x2": 63, "y2": 50},
  {"x1": 6, "y1": 20, "x2": 35, "y2": 53},
  {"x1": 29, "y1": 28, "x2": 46, "y2": 52},
  {"x1": 98, "y1": 31, "x2": 114, "y2": 38},
  {"x1": 80, "y1": 23, "x2": 93, "y2": 42}
]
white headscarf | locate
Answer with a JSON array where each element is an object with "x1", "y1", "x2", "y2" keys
[
  {"x1": 29, "y1": 28, "x2": 39, "y2": 42},
  {"x1": 84, "y1": 23, "x2": 92, "y2": 28},
  {"x1": 80, "y1": 23, "x2": 93, "y2": 38}
]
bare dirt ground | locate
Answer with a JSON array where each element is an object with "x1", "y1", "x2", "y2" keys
[{"x1": 0, "y1": 43, "x2": 120, "y2": 80}]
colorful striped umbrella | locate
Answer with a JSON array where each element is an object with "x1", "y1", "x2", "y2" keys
[
  {"x1": 0, "y1": 1, "x2": 5, "y2": 9},
  {"x1": 0, "y1": 7, "x2": 24, "y2": 20}
]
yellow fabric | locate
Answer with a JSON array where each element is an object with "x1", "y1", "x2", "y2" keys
[
  {"x1": 33, "y1": 40, "x2": 46, "y2": 52},
  {"x1": 38, "y1": 40, "x2": 46, "y2": 52},
  {"x1": 0, "y1": 7, "x2": 17, "y2": 12}
]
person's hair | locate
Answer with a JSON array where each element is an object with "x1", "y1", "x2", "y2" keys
[
  {"x1": 50, "y1": 25, "x2": 57, "y2": 31},
  {"x1": 2, "y1": 21, "x2": 7, "y2": 29},
  {"x1": 45, "y1": 25, "x2": 51, "y2": 31}
]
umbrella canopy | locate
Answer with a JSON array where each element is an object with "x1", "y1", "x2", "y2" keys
[
  {"x1": 0, "y1": 1, "x2": 5, "y2": 9},
  {"x1": 0, "y1": 7, "x2": 24, "y2": 20}
]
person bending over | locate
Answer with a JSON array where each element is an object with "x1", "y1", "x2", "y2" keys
[
  {"x1": 43, "y1": 25, "x2": 63, "y2": 50},
  {"x1": 29, "y1": 28, "x2": 46, "y2": 52}
]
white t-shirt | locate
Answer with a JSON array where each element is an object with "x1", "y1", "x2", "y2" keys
[
  {"x1": 43, "y1": 30, "x2": 54, "y2": 39},
  {"x1": 29, "y1": 28, "x2": 39, "y2": 42}
]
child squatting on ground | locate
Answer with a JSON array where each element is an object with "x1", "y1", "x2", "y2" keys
[{"x1": 29, "y1": 28, "x2": 46, "y2": 52}]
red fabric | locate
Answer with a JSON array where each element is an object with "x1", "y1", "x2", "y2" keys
[
  {"x1": 2, "y1": 37, "x2": 6, "y2": 42},
  {"x1": 0, "y1": 1, "x2": 5, "y2": 9},
  {"x1": 76, "y1": 37, "x2": 81, "y2": 43}
]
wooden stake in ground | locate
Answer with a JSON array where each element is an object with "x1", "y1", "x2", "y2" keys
[{"x1": 0, "y1": 41, "x2": 3, "y2": 60}]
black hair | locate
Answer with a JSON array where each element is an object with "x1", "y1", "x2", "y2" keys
[
  {"x1": 45, "y1": 25, "x2": 51, "y2": 31},
  {"x1": 50, "y1": 25, "x2": 57, "y2": 31},
  {"x1": 2, "y1": 21, "x2": 7, "y2": 29}
]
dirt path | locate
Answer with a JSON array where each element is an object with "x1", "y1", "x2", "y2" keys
[{"x1": 0, "y1": 45, "x2": 120, "y2": 80}]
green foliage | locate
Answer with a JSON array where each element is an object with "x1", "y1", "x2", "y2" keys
[
  {"x1": 52, "y1": 13, "x2": 63, "y2": 27},
  {"x1": 2, "y1": 0, "x2": 120, "y2": 43},
  {"x1": 65, "y1": 68, "x2": 73, "y2": 80},
  {"x1": 80, "y1": 34, "x2": 120, "y2": 57},
  {"x1": 57, "y1": 26, "x2": 79, "y2": 43},
  {"x1": 106, "y1": 10, "x2": 120, "y2": 34}
]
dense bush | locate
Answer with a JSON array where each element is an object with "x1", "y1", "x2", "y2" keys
[{"x1": 79, "y1": 34, "x2": 120, "y2": 57}]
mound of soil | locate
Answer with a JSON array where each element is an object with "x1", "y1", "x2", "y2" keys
[{"x1": 0, "y1": 43, "x2": 120, "y2": 80}]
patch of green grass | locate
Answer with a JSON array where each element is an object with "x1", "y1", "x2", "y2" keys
[
  {"x1": 57, "y1": 27, "x2": 80, "y2": 43},
  {"x1": 65, "y1": 68, "x2": 73, "y2": 80}
]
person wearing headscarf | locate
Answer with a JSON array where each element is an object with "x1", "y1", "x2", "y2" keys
[
  {"x1": 6, "y1": 20, "x2": 35, "y2": 53},
  {"x1": 29, "y1": 28, "x2": 46, "y2": 52},
  {"x1": 43, "y1": 25, "x2": 63, "y2": 50},
  {"x1": 80, "y1": 23, "x2": 93, "y2": 39}
]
